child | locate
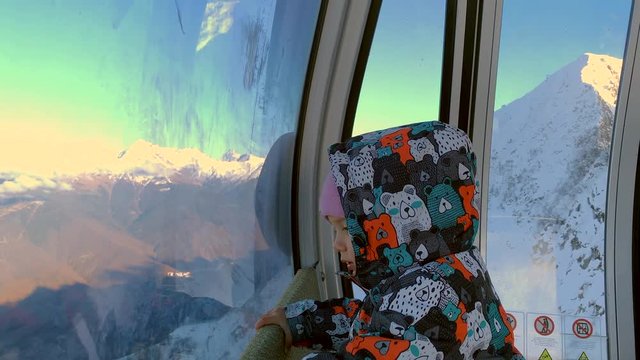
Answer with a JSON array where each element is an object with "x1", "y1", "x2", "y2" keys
[{"x1": 256, "y1": 121, "x2": 522, "y2": 359}]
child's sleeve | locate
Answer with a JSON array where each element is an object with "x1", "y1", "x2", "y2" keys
[{"x1": 285, "y1": 297, "x2": 362, "y2": 351}]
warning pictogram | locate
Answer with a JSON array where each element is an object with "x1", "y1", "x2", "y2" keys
[
  {"x1": 506, "y1": 312, "x2": 517, "y2": 330},
  {"x1": 538, "y1": 348, "x2": 552, "y2": 360},
  {"x1": 572, "y1": 318, "x2": 593, "y2": 339},
  {"x1": 577, "y1": 351, "x2": 589, "y2": 360},
  {"x1": 534, "y1": 315, "x2": 554, "y2": 336}
]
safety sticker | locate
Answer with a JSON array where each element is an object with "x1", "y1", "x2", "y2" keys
[
  {"x1": 562, "y1": 315, "x2": 604, "y2": 360},
  {"x1": 527, "y1": 313, "x2": 561, "y2": 359},
  {"x1": 572, "y1": 319, "x2": 593, "y2": 339},
  {"x1": 534, "y1": 315, "x2": 555, "y2": 336},
  {"x1": 538, "y1": 348, "x2": 552, "y2": 360}
]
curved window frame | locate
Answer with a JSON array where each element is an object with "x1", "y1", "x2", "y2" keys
[{"x1": 302, "y1": 0, "x2": 640, "y2": 357}]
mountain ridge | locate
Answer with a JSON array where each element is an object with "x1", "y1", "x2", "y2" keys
[
  {"x1": 0, "y1": 140, "x2": 265, "y2": 201},
  {"x1": 488, "y1": 52, "x2": 618, "y2": 316}
]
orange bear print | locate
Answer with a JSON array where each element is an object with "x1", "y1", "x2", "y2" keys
[
  {"x1": 498, "y1": 304, "x2": 516, "y2": 346},
  {"x1": 437, "y1": 255, "x2": 473, "y2": 281},
  {"x1": 380, "y1": 128, "x2": 414, "y2": 164},
  {"x1": 356, "y1": 310, "x2": 372, "y2": 335},
  {"x1": 457, "y1": 184, "x2": 479, "y2": 231},
  {"x1": 346, "y1": 336, "x2": 410, "y2": 359},
  {"x1": 454, "y1": 302, "x2": 469, "y2": 343},
  {"x1": 363, "y1": 214, "x2": 399, "y2": 261}
]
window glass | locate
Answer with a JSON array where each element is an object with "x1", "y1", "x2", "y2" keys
[
  {"x1": 351, "y1": 0, "x2": 446, "y2": 136},
  {"x1": 0, "y1": 0, "x2": 320, "y2": 358},
  {"x1": 486, "y1": 1, "x2": 631, "y2": 358},
  {"x1": 346, "y1": 0, "x2": 446, "y2": 299}
]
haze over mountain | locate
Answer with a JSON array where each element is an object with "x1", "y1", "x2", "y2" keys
[
  {"x1": 0, "y1": 141, "x2": 267, "y2": 306},
  {"x1": 0, "y1": 139, "x2": 294, "y2": 359},
  {"x1": 488, "y1": 53, "x2": 620, "y2": 317}
]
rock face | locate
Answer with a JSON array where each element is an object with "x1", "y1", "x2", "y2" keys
[{"x1": 488, "y1": 53, "x2": 621, "y2": 316}]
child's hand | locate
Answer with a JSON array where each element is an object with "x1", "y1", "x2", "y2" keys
[{"x1": 255, "y1": 306, "x2": 293, "y2": 349}]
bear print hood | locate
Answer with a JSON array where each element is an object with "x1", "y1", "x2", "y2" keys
[{"x1": 328, "y1": 121, "x2": 480, "y2": 289}]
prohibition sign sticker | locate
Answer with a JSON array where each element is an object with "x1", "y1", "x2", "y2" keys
[
  {"x1": 534, "y1": 315, "x2": 554, "y2": 336},
  {"x1": 572, "y1": 318, "x2": 593, "y2": 339},
  {"x1": 506, "y1": 313, "x2": 517, "y2": 330}
]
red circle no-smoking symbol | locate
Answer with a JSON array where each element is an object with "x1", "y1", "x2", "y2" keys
[
  {"x1": 534, "y1": 315, "x2": 554, "y2": 336},
  {"x1": 572, "y1": 318, "x2": 593, "y2": 339}
]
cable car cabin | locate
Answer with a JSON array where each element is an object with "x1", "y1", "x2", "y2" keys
[{"x1": 0, "y1": 0, "x2": 638, "y2": 359}]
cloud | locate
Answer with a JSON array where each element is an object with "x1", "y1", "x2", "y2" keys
[
  {"x1": 196, "y1": 0, "x2": 239, "y2": 52},
  {"x1": 0, "y1": 173, "x2": 72, "y2": 198}
]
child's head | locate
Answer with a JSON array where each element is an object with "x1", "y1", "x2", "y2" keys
[
  {"x1": 319, "y1": 172, "x2": 343, "y2": 219},
  {"x1": 320, "y1": 173, "x2": 356, "y2": 275},
  {"x1": 327, "y1": 121, "x2": 478, "y2": 289}
]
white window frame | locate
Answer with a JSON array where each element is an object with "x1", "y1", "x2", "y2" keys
[{"x1": 297, "y1": 0, "x2": 373, "y2": 300}]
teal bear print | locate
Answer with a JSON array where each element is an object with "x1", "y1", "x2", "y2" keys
[
  {"x1": 425, "y1": 178, "x2": 465, "y2": 229},
  {"x1": 443, "y1": 301, "x2": 461, "y2": 321},
  {"x1": 383, "y1": 243, "x2": 413, "y2": 274},
  {"x1": 403, "y1": 326, "x2": 418, "y2": 341},
  {"x1": 373, "y1": 186, "x2": 385, "y2": 217},
  {"x1": 487, "y1": 302, "x2": 509, "y2": 351},
  {"x1": 410, "y1": 121, "x2": 443, "y2": 135},
  {"x1": 377, "y1": 146, "x2": 393, "y2": 158},
  {"x1": 351, "y1": 140, "x2": 377, "y2": 149},
  {"x1": 352, "y1": 318, "x2": 365, "y2": 335},
  {"x1": 465, "y1": 218, "x2": 479, "y2": 248},
  {"x1": 439, "y1": 263, "x2": 455, "y2": 277}
]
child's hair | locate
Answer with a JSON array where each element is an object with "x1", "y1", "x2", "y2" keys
[{"x1": 319, "y1": 172, "x2": 344, "y2": 218}]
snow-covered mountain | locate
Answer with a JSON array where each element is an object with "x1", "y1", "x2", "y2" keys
[
  {"x1": 0, "y1": 140, "x2": 269, "y2": 303},
  {"x1": 0, "y1": 140, "x2": 292, "y2": 359},
  {"x1": 487, "y1": 53, "x2": 620, "y2": 317},
  {"x1": 114, "y1": 140, "x2": 264, "y2": 180},
  {"x1": 0, "y1": 140, "x2": 264, "y2": 201}
]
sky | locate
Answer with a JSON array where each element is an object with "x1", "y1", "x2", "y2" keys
[
  {"x1": 495, "y1": 0, "x2": 632, "y2": 109},
  {"x1": 0, "y1": 0, "x2": 320, "y2": 177},
  {"x1": 352, "y1": 0, "x2": 632, "y2": 134},
  {"x1": 353, "y1": 0, "x2": 447, "y2": 135},
  {"x1": 0, "y1": 0, "x2": 632, "y2": 171}
]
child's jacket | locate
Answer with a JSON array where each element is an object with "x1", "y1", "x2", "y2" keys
[{"x1": 286, "y1": 121, "x2": 522, "y2": 359}]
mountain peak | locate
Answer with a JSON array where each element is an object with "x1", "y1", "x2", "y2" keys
[
  {"x1": 115, "y1": 141, "x2": 264, "y2": 180},
  {"x1": 498, "y1": 53, "x2": 622, "y2": 117},
  {"x1": 222, "y1": 149, "x2": 252, "y2": 162},
  {"x1": 580, "y1": 53, "x2": 622, "y2": 106}
]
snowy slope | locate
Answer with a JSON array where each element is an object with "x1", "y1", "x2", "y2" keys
[{"x1": 487, "y1": 53, "x2": 620, "y2": 316}]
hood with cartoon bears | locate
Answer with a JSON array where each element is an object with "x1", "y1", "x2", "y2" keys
[
  {"x1": 284, "y1": 121, "x2": 520, "y2": 360},
  {"x1": 328, "y1": 121, "x2": 479, "y2": 289}
]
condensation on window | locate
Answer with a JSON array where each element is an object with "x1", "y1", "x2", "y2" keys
[{"x1": 0, "y1": 1, "x2": 320, "y2": 359}]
